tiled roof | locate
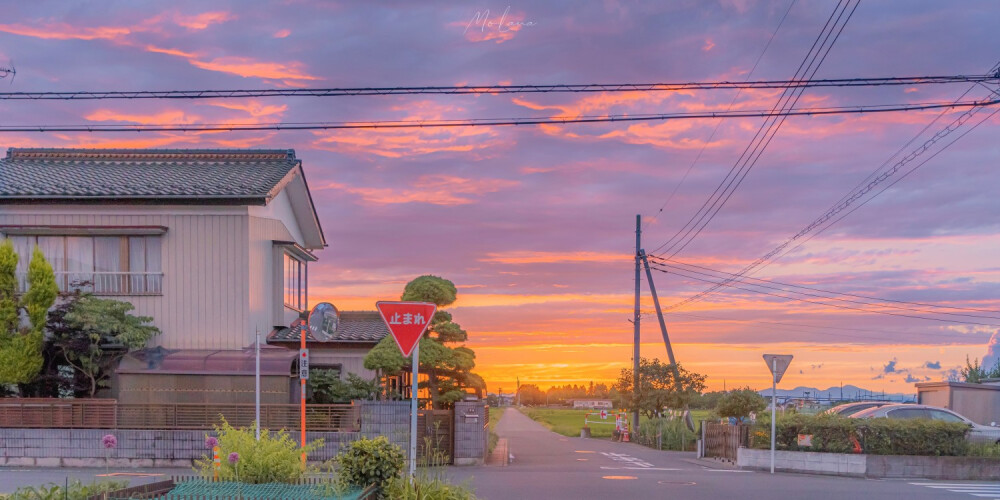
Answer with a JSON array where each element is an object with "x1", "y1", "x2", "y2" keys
[
  {"x1": 269, "y1": 311, "x2": 390, "y2": 344},
  {"x1": 0, "y1": 148, "x2": 299, "y2": 200}
]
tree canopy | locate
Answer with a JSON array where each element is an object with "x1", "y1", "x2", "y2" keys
[
  {"x1": 0, "y1": 243, "x2": 58, "y2": 387},
  {"x1": 364, "y1": 275, "x2": 484, "y2": 408},
  {"x1": 715, "y1": 387, "x2": 767, "y2": 420},
  {"x1": 613, "y1": 357, "x2": 706, "y2": 419}
]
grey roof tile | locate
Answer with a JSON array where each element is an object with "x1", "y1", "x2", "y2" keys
[
  {"x1": 0, "y1": 148, "x2": 299, "y2": 200},
  {"x1": 270, "y1": 311, "x2": 390, "y2": 344}
]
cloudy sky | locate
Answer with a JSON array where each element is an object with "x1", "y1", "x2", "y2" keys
[{"x1": 1, "y1": 0, "x2": 998, "y2": 394}]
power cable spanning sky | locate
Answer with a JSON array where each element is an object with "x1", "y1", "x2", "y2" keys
[{"x1": 0, "y1": 1, "x2": 998, "y2": 391}]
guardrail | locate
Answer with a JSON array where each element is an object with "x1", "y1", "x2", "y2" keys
[{"x1": 0, "y1": 399, "x2": 360, "y2": 432}]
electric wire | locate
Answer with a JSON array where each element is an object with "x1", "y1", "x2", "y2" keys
[
  {"x1": 0, "y1": 75, "x2": 995, "y2": 100},
  {"x1": 3, "y1": 99, "x2": 993, "y2": 133},
  {"x1": 643, "y1": 0, "x2": 798, "y2": 231}
]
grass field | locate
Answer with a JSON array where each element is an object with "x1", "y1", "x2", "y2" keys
[{"x1": 521, "y1": 407, "x2": 712, "y2": 439}]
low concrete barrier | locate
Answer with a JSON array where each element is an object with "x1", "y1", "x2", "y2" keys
[{"x1": 737, "y1": 448, "x2": 1000, "y2": 480}]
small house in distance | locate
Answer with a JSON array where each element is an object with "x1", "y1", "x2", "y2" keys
[{"x1": 569, "y1": 399, "x2": 613, "y2": 409}]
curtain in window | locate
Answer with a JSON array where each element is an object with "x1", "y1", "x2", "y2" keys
[
  {"x1": 66, "y1": 237, "x2": 94, "y2": 292},
  {"x1": 94, "y1": 237, "x2": 123, "y2": 294},
  {"x1": 37, "y1": 236, "x2": 66, "y2": 289},
  {"x1": 146, "y1": 236, "x2": 162, "y2": 293},
  {"x1": 129, "y1": 237, "x2": 146, "y2": 293}
]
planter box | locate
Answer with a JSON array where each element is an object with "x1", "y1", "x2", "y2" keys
[{"x1": 737, "y1": 448, "x2": 1000, "y2": 480}]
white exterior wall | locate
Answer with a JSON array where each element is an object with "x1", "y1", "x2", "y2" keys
[{"x1": 0, "y1": 203, "x2": 307, "y2": 351}]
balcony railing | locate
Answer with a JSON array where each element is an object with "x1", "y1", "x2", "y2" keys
[{"x1": 16, "y1": 271, "x2": 163, "y2": 296}]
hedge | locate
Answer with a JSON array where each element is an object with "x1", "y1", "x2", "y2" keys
[{"x1": 749, "y1": 413, "x2": 969, "y2": 456}]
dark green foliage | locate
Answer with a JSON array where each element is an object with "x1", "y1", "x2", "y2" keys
[
  {"x1": 751, "y1": 413, "x2": 970, "y2": 456},
  {"x1": 0, "y1": 245, "x2": 57, "y2": 386},
  {"x1": 364, "y1": 275, "x2": 484, "y2": 409},
  {"x1": 516, "y1": 384, "x2": 545, "y2": 405},
  {"x1": 613, "y1": 358, "x2": 707, "y2": 419},
  {"x1": 384, "y1": 473, "x2": 478, "y2": 499},
  {"x1": 335, "y1": 436, "x2": 405, "y2": 500},
  {"x1": 688, "y1": 391, "x2": 726, "y2": 410},
  {"x1": 310, "y1": 371, "x2": 380, "y2": 403},
  {"x1": 48, "y1": 291, "x2": 160, "y2": 396},
  {"x1": 716, "y1": 388, "x2": 768, "y2": 420},
  {"x1": 635, "y1": 417, "x2": 698, "y2": 451},
  {"x1": 194, "y1": 418, "x2": 322, "y2": 484},
  {"x1": 8, "y1": 479, "x2": 128, "y2": 500},
  {"x1": 961, "y1": 356, "x2": 1000, "y2": 383}
]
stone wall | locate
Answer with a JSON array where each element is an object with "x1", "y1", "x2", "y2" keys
[
  {"x1": 453, "y1": 402, "x2": 487, "y2": 466},
  {"x1": 737, "y1": 448, "x2": 1000, "y2": 480}
]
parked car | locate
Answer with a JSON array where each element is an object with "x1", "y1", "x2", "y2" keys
[
  {"x1": 823, "y1": 401, "x2": 895, "y2": 417},
  {"x1": 851, "y1": 404, "x2": 1000, "y2": 444}
]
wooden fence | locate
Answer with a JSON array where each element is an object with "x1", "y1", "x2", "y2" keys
[
  {"x1": 0, "y1": 398, "x2": 359, "y2": 432},
  {"x1": 703, "y1": 422, "x2": 751, "y2": 461},
  {"x1": 417, "y1": 409, "x2": 454, "y2": 465}
]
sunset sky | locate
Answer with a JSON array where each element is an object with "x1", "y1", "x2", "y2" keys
[{"x1": 1, "y1": 1, "x2": 998, "y2": 395}]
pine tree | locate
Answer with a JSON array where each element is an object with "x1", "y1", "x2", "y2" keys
[{"x1": 0, "y1": 245, "x2": 57, "y2": 386}]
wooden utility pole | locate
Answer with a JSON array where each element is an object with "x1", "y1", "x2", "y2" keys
[{"x1": 632, "y1": 215, "x2": 641, "y2": 431}]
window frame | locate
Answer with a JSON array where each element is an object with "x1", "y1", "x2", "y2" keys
[{"x1": 283, "y1": 251, "x2": 307, "y2": 311}]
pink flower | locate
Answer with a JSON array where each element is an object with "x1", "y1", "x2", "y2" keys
[
  {"x1": 205, "y1": 436, "x2": 218, "y2": 449},
  {"x1": 228, "y1": 452, "x2": 240, "y2": 464},
  {"x1": 102, "y1": 434, "x2": 117, "y2": 449}
]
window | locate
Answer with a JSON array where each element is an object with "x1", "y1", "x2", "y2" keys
[
  {"x1": 928, "y1": 410, "x2": 965, "y2": 424},
  {"x1": 888, "y1": 408, "x2": 928, "y2": 420},
  {"x1": 6, "y1": 235, "x2": 162, "y2": 295},
  {"x1": 283, "y1": 252, "x2": 306, "y2": 310}
]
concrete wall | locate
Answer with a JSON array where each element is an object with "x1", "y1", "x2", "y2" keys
[
  {"x1": 0, "y1": 401, "x2": 416, "y2": 468},
  {"x1": 738, "y1": 448, "x2": 1000, "y2": 480}
]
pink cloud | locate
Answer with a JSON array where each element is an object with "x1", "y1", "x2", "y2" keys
[{"x1": 316, "y1": 175, "x2": 519, "y2": 206}]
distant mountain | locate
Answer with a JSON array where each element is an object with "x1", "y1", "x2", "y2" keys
[{"x1": 757, "y1": 385, "x2": 914, "y2": 402}]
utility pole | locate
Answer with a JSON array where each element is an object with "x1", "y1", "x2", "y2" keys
[{"x1": 632, "y1": 215, "x2": 641, "y2": 432}]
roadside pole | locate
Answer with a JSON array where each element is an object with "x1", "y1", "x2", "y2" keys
[
  {"x1": 632, "y1": 214, "x2": 641, "y2": 432},
  {"x1": 762, "y1": 354, "x2": 793, "y2": 475},
  {"x1": 255, "y1": 327, "x2": 261, "y2": 441},
  {"x1": 770, "y1": 358, "x2": 776, "y2": 474},
  {"x1": 410, "y1": 344, "x2": 419, "y2": 478},
  {"x1": 300, "y1": 318, "x2": 308, "y2": 466}
]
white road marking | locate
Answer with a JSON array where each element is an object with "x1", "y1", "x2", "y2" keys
[
  {"x1": 909, "y1": 482, "x2": 1000, "y2": 499},
  {"x1": 600, "y1": 466, "x2": 682, "y2": 471},
  {"x1": 600, "y1": 452, "x2": 654, "y2": 468}
]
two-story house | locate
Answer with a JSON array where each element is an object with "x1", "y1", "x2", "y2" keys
[{"x1": 0, "y1": 148, "x2": 361, "y2": 405}]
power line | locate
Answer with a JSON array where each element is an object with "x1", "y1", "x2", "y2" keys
[
  {"x1": 650, "y1": 265, "x2": 1000, "y2": 328},
  {"x1": 652, "y1": 0, "x2": 860, "y2": 258},
  {"x1": 2, "y1": 98, "x2": 995, "y2": 133},
  {"x1": 0, "y1": 75, "x2": 995, "y2": 101},
  {"x1": 644, "y1": 0, "x2": 798, "y2": 232},
  {"x1": 650, "y1": 256, "x2": 1000, "y2": 315},
  {"x1": 649, "y1": 258, "x2": 1000, "y2": 320},
  {"x1": 661, "y1": 92, "x2": 999, "y2": 312}
]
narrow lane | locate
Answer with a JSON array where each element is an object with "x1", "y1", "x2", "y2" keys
[{"x1": 451, "y1": 408, "x2": 981, "y2": 500}]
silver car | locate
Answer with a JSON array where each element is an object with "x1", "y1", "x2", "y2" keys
[
  {"x1": 851, "y1": 404, "x2": 1000, "y2": 445},
  {"x1": 823, "y1": 401, "x2": 895, "y2": 417}
]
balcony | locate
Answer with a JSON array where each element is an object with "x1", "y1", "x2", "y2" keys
[{"x1": 16, "y1": 272, "x2": 163, "y2": 296}]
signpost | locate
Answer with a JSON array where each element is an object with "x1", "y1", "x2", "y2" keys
[
  {"x1": 301, "y1": 302, "x2": 337, "y2": 466},
  {"x1": 376, "y1": 301, "x2": 438, "y2": 478},
  {"x1": 763, "y1": 354, "x2": 793, "y2": 474}
]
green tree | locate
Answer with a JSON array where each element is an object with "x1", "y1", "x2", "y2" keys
[
  {"x1": 961, "y1": 356, "x2": 1000, "y2": 383},
  {"x1": 48, "y1": 292, "x2": 160, "y2": 396},
  {"x1": 517, "y1": 384, "x2": 545, "y2": 406},
  {"x1": 0, "y1": 245, "x2": 58, "y2": 387},
  {"x1": 715, "y1": 387, "x2": 767, "y2": 420},
  {"x1": 309, "y1": 371, "x2": 380, "y2": 403},
  {"x1": 613, "y1": 358, "x2": 707, "y2": 419},
  {"x1": 364, "y1": 275, "x2": 485, "y2": 409}
]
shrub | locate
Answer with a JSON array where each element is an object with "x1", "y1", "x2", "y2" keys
[
  {"x1": 967, "y1": 443, "x2": 1000, "y2": 458},
  {"x1": 384, "y1": 474, "x2": 478, "y2": 500},
  {"x1": 716, "y1": 388, "x2": 767, "y2": 420},
  {"x1": 750, "y1": 413, "x2": 969, "y2": 456},
  {"x1": 9, "y1": 479, "x2": 128, "y2": 500},
  {"x1": 194, "y1": 418, "x2": 323, "y2": 484},
  {"x1": 635, "y1": 417, "x2": 697, "y2": 451},
  {"x1": 335, "y1": 436, "x2": 405, "y2": 499}
]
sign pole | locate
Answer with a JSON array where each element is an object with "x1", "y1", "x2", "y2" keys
[
  {"x1": 301, "y1": 318, "x2": 307, "y2": 467},
  {"x1": 770, "y1": 357, "x2": 776, "y2": 474},
  {"x1": 255, "y1": 327, "x2": 261, "y2": 441},
  {"x1": 410, "y1": 344, "x2": 419, "y2": 478}
]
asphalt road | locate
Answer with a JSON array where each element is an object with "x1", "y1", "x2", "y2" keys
[{"x1": 447, "y1": 408, "x2": 1000, "y2": 500}]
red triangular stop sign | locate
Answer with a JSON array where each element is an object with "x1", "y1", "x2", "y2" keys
[{"x1": 376, "y1": 301, "x2": 437, "y2": 358}]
